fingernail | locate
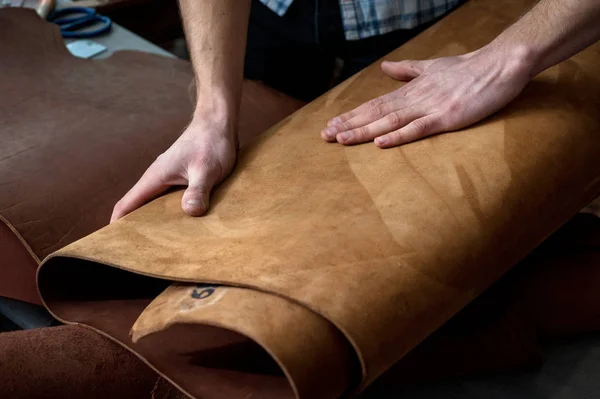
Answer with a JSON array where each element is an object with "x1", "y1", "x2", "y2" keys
[
  {"x1": 375, "y1": 136, "x2": 387, "y2": 146},
  {"x1": 186, "y1": 199, "x2": 205, "y2": 209},
  {"x1": 338, "y1": 132, "x2": 350, "y2": 142},
  {"x1": 322, "y1": 127, "x2": 337, "y2": 138},
  {"x1": 327, "y1": 118, "x2": 340, "y2": 127}
]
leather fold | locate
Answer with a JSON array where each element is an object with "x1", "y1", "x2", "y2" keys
[
  {"x1": 0, "y1": 7, "x2": 302, "y2": 305},
  {"x1": 131, "y1": 284, "x2": 358, "y2": 399},
  {"x1": 34, "y1": 0, "x2": 600, "y2": 398},
  {"x1": 0, "y1": 216, "x2": 40, "y2": 304}
]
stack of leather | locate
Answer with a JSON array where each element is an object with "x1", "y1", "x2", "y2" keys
[
  {"x1": 0, "y1": 2, "x2": 599, "y2": 398},
  {"x1": 0, "y1": 7, "x2": 303, "y2": 306}
]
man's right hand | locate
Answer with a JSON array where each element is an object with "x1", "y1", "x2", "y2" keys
[
  {"x1": 110, "y1": 0, "x2": 251, "y2": 223},
  {"x1": 110, "y1": 117, "x2": 237, "y2": 223}
]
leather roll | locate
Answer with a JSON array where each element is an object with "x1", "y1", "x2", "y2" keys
[
  {"x1": 0, "y1": 8, "x2": 303, "y2": 305},
  {"x1": 36, "y1": 0, "x2": 600, "y2": 398}
]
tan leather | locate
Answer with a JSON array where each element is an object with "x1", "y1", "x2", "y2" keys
[
  {"x1": 8, "y1": 216, "x2": 600, "y2": 399},
  {"x1": 37, "y1": 0, "x2": 600, "y2": 397},
  {"x1": 0, "y1": 8, "x2": 303, "y2": 304},
  {"x1": 0, "y1": 287, "x2": 542, "y2": 399},
  {"x1": 383, "y1": 213, "x2": 600, "y2": 386}
]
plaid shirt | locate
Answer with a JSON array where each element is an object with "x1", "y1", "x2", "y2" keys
[{"x1": 260, "y1": 0, "x2": 462, "y2": 41}]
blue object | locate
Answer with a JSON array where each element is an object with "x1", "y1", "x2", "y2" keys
[
  {"x1": 0, "y1": 297, "x2": 58, "y2": 330},
  {"x1": 48, "y1": 7, "x2": 112, "y2": 39}
]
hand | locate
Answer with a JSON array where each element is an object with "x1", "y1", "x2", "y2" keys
[
  {"x1": 321, "y1": 46, "x2": 534, "y2": 148},
  {"x1": 110, "y1": 117, "x2": 237, "y2": 222}
]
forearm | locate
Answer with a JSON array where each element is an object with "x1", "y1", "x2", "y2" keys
[
  {"x1": 178, "y1": 0, "x2": 251, "y2": 127},
  {"x1": 486, "y1": 0, "x2": 600, "y2": 76}
]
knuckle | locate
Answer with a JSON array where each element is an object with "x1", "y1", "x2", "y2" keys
[
  {"x1": 339, "y1": 121, "x2": 352, "y2": 131},
  {"x1": 146, "y1": 159, "x2": 175, "y2": 186},
  {"x1": 412, "y1": 118, "x2": 431, "y2": 133},
  {"x1": 354, "y1": 126, "x2": 369, "y2": 139},
  {"x1": 335, "y1": 115, "x2": 349, "y2": 124},
  {"x1": 190, "y1": 154, "x2": 222, "y2": 180},
  {"x1": 113, "y1": 200, "x2": 123, "y2": 212},
  {"x1": 387, "y1": 132, "x2": 402, "y2": 145},
  {"x1": 439, "y1": 112, "x2": 457, "y2": 129},
  {"x1": 387, "y1": 111, "x2": 403, "y2": 128},
  {"x1": 367, "y1": 105, "x2": 384, "y2": 119},
  {"x1": 157, "y1": 170, "x2": 170, "y2": 185},
  {"x1": 367, "y1": 98, "x2": 382, "y2": 108},
  {"x1": 152, "y1": 163, "x2": 171, "y2": 185},
  {"x1": 154, "y1": 152, "x2": 167, "y2": 164},
  {"x1": 446, "y1": 99, "x2": 462, "y2": 114},
  {"x1": 194, "y1": 154, "x2": 216, "y2": 169},
  {"x1": 190, "y1": 184, "x2": 209, "y2": 196},
  {"x1": 113, "y1": 199, "x2": 128, "y2": 215}
]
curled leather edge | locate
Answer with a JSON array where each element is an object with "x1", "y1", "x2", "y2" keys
[
  {"x1": 0, "y1": 215, "x2": 42, "y2": 304},
  {"x1": 0, "y1": 215, "x2": 41, "y2": 264},
  {"x1": 36, "y1": 255, "x2": 364, "y2": 399}
]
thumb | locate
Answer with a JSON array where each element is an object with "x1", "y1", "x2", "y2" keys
[
  {"x1": 381, "y1": 60, "x2": 426, "y2": 81},
  {"x1": 181, "y1": 168, "x2": 215, "y2": 217}
]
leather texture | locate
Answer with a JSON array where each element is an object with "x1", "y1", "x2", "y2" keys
[
  {"x1": 0, "y1": 8, "x2": 303, "y2": 305},
  {"x1": 0, "y1": 216, "x2": 40, "y2": 304},
  {"x1": 4, "y1": 214, "x2": 600, "y2": 398},
  {"x1": 37, "y1": 0, "x2": 600, "y2": 397},
  {"x1": 0, "y1": 290, "x2": 539, "y2": 399},
  {"x1": 0, "y1": 7, "x2": 193, "y2": 304},
  {"x1": 0, "y1": 325, "x2": 161, "y2": 399},
  {"x1": 376, "y1": 212, "x2": 600, "y2": 388}
]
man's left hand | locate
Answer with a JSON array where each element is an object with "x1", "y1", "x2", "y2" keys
[{"x1": 321, "y1": 47, "x2": 533, "y2": 148}]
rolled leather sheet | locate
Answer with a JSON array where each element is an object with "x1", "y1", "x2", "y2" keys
[
  {"x1": 371, "y1": 212, "x2": 600, "y2": 390},
  {"x1": 0, "y1": 8, "x2": 303, "y2": 305},
  {"x1": 0, "y1": 283, "x2": 541, "y2": 399},
  {"x1": 0, "y1": 7, "x2": 193, "y2": 305},
  {"x1": 38, "y1": 0, "x2": 600, "y2": 397},
  {"x1": 7, "y1": 214, "x2": 600, "y2": 399},
  {"x1": 11, "y1": 215, "x2": 600, "y2": 399},
  {"x1": 0, "y1": 8, "x2": 543, "y2": 394}
]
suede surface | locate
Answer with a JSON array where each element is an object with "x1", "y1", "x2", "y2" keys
[
  {"x1": 0, "y1": 3, "x2": 598, "y2": 399},
  {"x1": 0, "y1": 8, "x2": 303, "y2": 305},
  {"x1": 38, "y1": 0, "x2": 600, "y2": 397}
]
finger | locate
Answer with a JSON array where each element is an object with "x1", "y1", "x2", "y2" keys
[
  {"x1": 335, "y1": 108, "x2": 422, "y2": 145},
  {"x1": 110, "y1": 162, "x2": 174, "y2": 223},
  {"x1": 374, "y1": 114, "x2": 442, "y2": 148},
  {"x1": 324, "y1": 59, "x2": 430, "y2": 132},
  {"x1": 181, "y1": 166, "x2": 217, "y2": 217},
  {"x1": 321, "y1": 100, "x2": 405, "y2": 141},
  {"x1": 381, "y1": 60, "x2": 428, "y2": 81},
  {"x1": 325, "y1": 92, "x2": 397, "y2": 129}
]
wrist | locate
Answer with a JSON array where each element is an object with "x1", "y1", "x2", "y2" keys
[
  {"x1": 193, "y1": 91, "x2": 236, "y2": 118},
  {"x1": 478, "y1": 40, "x2": 538, "y2": 82},
  {"x1": 188, "y1": 78, "x2": 239, "y2": 119},
  {"x1": 191, "y1": 94, "x2": 238, "y2": 137},
  {"x1": 485, "y1": 34, "x2": 541, "y2": 79}
]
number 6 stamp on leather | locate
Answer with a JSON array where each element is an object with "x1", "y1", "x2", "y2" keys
[
  {"x1": 129, "y1": 283, "x2": 228, "y2": 342},
  {"x1": 187, "y1": 284, "x2": 228, "y2": 309}
]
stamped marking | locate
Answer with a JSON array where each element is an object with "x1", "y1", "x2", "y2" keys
[
  {"x1": 180, "y1": 284, "x2": 227, "y2": 311},
  {"x1": 191, "y1": 286, "x2": 215, "y2": 300}
]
